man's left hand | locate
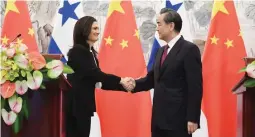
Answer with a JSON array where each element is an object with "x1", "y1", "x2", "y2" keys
[{"x1": 187, "y1": 121, "x2": 198, "y2": 134}]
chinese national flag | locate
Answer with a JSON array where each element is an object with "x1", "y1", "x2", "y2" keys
[
  {"x1": 1, "y1": 0, "x2": 38, "y2": 52},
  {"x1": 202, "y1": 0, "x2": 246, "y2": 137},
  {"x1": 96, "y1": 0, "x2": 151, "y2": 136}
]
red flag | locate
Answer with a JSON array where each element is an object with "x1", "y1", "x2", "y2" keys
[
  {"x1": 202, "y1": 0, "x2": 246, "y2": 136},
  {"x1": 96, "y1": 0, "x2": 151, "y2": 136},
  {"x1": 1, "y1": 0, "x2": 38, "y2": 52}
]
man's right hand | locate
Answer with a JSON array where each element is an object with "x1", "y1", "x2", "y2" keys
[{"x1": 120, "y1": 77, "x2": 135, "y2": 92}]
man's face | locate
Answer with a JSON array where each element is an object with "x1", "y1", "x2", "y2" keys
[{"x1": 156, "y1": 13, "x2": 174, "y2": 41}]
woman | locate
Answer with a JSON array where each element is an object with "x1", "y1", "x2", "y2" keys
[{"x1": 65, "y1": 16, "x2": 127, "y2": 137}]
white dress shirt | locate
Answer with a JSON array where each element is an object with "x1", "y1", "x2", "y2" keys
[
  {"x1": 167, "y1": 34, "x2": 181, "y2": 54},
  {"x1": 90, "y1": 48, "x2": 102, "y2": 88}
]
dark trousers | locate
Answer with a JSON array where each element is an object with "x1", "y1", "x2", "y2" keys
[
  {"x1": 152, "y1": 126, "x2": 192, "y2": 137},
  {"x1": 65, "y1": 114, "x2": 91, "y2": 137},
  {"x1": 64, "y1": 90, "x2": 92, "y2": 137}
]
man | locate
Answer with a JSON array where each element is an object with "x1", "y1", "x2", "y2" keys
[{"x1": 124, "y1": 8, "x2": 203, "y2": 137}]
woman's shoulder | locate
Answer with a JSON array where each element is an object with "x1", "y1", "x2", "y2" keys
[
  {"x1": 73, "y1": 44, "x2": 90, "y2": 51},
  {"x1": 70, "y1": 44, "x2": 90, "y2": 54},
  {"x1": 67, "y1": 46, "x2": 90, "y2": 60}
]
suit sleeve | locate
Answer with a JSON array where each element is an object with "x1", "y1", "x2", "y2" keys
[
  {"x1": 102, "y1": 69, "x2": 155, "y2": 92},
  {"x1": 101, "y1": 69, "x2": 155, "y2": 92},
  {"x1": 132, "y1": 69, "x2": 154, "y2": 92},
  {"x1": 184, "y1": 45, "x2": 203, "y2": 123},
  {"x1": 68, "y1": 48, "x2": 121, "y2": 84},
  {"x1": 101, "y1": 81, "x2": 127, "y2": 91}
]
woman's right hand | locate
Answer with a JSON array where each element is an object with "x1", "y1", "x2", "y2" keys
[{"x1": 120, "y1": 77, "x2": 135, "y2": 92}]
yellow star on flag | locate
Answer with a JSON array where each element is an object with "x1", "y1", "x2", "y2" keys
[
  {"x1": 134, "y1": 29, "x2": 140, "y2": 39},
  {"x1": 238, "y1": 29, "x2": 243, "y2": 37},
  {"x1": 224, "y1": 39, "x2": 233, "y2": 48},
  {"x1": 1, "y1": 35, "x2": 9, "y2": 45},
  {"x1": 211, "y1": 1, "x2": 229, "y2": 19},
  {"x1": 107, "y1": 0, "x2": 125, "y2": 17},
  {"x1": 210, "y1": 35, "x2": 219, "y2": 45},
  {"x1": 28, "y1": 28, "x2": 34, "y2": 36},
  {"x1": 120, "y1": 39, "x2": 128, "y2": 49},
  {"x1": 16, "y1": 38, "x2": 23, "y2": 45},
  {"x1": 5, "y1": 0, "x2": 20, "y2": 16},
  {"x1": 104, "y1": 36, "x2": 114, "y2": 46}
]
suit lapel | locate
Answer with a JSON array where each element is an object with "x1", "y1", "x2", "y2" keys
[
  {"x1": 155, "y1": 47, "x2": 164, "y2": 81},
  {"x1": 95, "y1": 55, "x2": 99, "y2": 67},
  {"x1": 159, "y1": 36, "x2": 184, "y2": 78}
]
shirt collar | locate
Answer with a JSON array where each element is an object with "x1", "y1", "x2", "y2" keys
[{"x1": 167, "y1": 34, "x2": 181, "y2": 49}]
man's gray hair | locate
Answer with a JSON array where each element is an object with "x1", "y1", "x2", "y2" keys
[{"x1": 160, "y1": 8, "x2": 182, "y2": 32}]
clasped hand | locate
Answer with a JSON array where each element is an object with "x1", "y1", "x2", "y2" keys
[{"x1": 120, "y1": 77, "x2": 135, "y2": 92}]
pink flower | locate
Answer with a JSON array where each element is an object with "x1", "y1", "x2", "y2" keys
[
  {"x1": 6, "y1": 48, "x2": 15, "y2": 58},
  {"x1": 1, "y1": 109, "x2": 17, "y2": 125},
  {"x1": 17, "y1": 44, "x2": 28, "y2": 53}
]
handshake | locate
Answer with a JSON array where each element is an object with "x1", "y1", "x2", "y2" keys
[{"x1": 120, "y1": 77, "x2": 136, "y2": 92}]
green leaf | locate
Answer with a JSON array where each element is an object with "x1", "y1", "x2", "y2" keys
[
  {"x1": 244, "y1": 79, "x2": 255, "y2": 87},
  {"x1": 23, "y1": 99, "x2": 29, "y2": 119},
  {"x1": 40, "y1": 68, "x2": 48, "y2": 73},
  {"x1": 42, "y1": 73, "x2": 51, "y2": 82},
  {"x1": 0, "y1": 70, "x2": 7, "y2": 80},
  {"x1": 44, "y1": 57, "x2": 53, "y2": 63},
  {"x1": 40, "y1": 84, "x2": 46, "y2": 89},
  {"x1": 21, "y1": 70, "x2": 26, "y2": 77},
  {"x1": 63, "y1": 64, "x2": 74, "y2": 74},
  {"x1": 12, "y1": 114, "x2": 20, "y2": 134},
  {"x1": 251, "y1": 61, "x2": 255, "y2": 65},
  {"x1": 12, "y1": 64, "x2": 18, "y2": 70},
  {"x1": 1, "y1": 97, "x2": 6, "y2": 109},
  {"x1": 27, "y1": 63, "x2": 33, "y2": 72},
  {"x1": 14, "y1": 72, "x2": 19, "y2": 77},
  {"x1": 10, "y1": 76, "x2": 15, "y2": 81},
  {"x1": 239, "y1": 67, "x2": 246, "y2": 73},
  {"x1": 4, "y1": 73, "x2": 10, "y2": 80}
]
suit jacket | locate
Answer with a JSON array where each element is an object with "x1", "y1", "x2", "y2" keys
[
  {"x1": 133, "y1": 36, "x2": 203, "y2": 131},
  {"x1": 66, "y1": 44, "x2": 121, "y2": 117}
]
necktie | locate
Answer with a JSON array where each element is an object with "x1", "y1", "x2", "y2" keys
[{"x1": 161, "y1": 45, "x2": 169, "y2": 66}]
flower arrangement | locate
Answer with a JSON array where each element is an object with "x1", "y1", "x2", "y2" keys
[
  {"x1": 0, "y1": 42, "x2": 74, "y2": 133},
  {"x1": 239, "y1": 60, "x2": 255, "y2": 87}
]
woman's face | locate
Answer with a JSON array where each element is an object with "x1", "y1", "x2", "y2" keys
[{"x1": 88, "y1": 21, "x2": 100, "y2": 43}]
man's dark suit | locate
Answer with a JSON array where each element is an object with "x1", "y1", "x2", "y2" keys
[{"x1": 133, "y1": 36, "x2": 203, "y2": 137}]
